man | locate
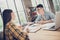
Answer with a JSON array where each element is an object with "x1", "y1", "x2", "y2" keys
[{"x1": 34, "y1": 4, "x2": 55, "y2": 24}]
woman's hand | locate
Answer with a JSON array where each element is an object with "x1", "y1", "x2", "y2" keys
[{"x1": 23, "y1": 25, "x2": 29, "y2": 33}]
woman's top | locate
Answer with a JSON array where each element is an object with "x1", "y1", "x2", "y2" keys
[{"x1": 5, "y1": 21, "x2": 29, "y2": 40}]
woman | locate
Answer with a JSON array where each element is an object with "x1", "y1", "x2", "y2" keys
[{"x1": 2, "y1": 9, "x2": 29, "y2": 40}]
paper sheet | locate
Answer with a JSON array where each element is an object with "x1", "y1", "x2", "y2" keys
[{"x1": 41, "y1": 23, "x2": 55, "y2": 29}]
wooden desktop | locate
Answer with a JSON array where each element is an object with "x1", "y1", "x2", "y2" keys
[{"x1": 28, "y1": 24, "x2": 60, "y2": 40}]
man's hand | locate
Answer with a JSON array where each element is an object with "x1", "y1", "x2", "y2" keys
[
  {"x1": 38, "y1": 20, "x2": 53, "y2": 24},
  {"x1": 39, "y1": 21, "x2": 47, "y2": 24}
]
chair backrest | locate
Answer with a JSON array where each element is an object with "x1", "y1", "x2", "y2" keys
[{"x1": 0, "y1": 32, "x2": 3, "y2": 40}]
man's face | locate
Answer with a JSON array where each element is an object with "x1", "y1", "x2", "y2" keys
[{"x1": 37, "y1": 7, "x2": 44, "y2": 14}]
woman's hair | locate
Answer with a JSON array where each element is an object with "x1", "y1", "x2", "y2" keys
[{"x1": 2, "y1": 9, "x2": 13, "y2": 28}]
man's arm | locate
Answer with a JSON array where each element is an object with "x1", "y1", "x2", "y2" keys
[
  {"x1": 49, "y1": 12, "x2": 55, "y2": 22},
  {"x1": 39, "y1": 20, "x2": 53, "y2": 24},
  {"x1": 39, "y1": 12, "x2": 55, "y2": 24},
  {"x1": 34, "y1": 15, "x2": 41, "y2": 23}
]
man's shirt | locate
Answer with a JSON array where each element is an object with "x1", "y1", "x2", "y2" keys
[{"x1": 35, "y1": 11, "x2": 55, "y2": 22}]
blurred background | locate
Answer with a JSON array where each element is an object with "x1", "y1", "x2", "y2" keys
[{"x1": 0, "y1": 0, "x2": 60, "y2": 40}]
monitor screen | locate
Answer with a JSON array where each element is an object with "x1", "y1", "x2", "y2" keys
[{"x1": 55, "y1": 12, "x2": 60, "y2": 28}]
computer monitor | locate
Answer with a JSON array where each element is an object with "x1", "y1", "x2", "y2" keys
[{"x1": 55, "y1": 12, "x2": 60, "y2": 29}]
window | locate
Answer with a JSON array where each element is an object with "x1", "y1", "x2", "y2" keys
[
  {"x1": 43, "y1": 0, "x2": 50, "y2": 11},
  {"x1": 1, "y1": 0, "x2": 27, "y2": 25},
  {"x1": 6, "y1": 0, "x2": 20, "y2": 24},
  {"x1": 31, "y1": 0, "x2": 37, "y2": 7},
  {"x1": 31, "y1": 0, "x2": 50, "y2": 11},
  {"x1": 0, "y1": 0, "x2": 8, "y2": 32},
  {"x1": 0, "y1": 0, "x2": 8, "y2": 11},
  {"x1": 14, "y1": 0, "x2": 27, "y2": 25},
  {"x1": 0, "y1": 0, "x2": 27, "y2": 26},
  {"x1": 0, "y1": 15, "x2": 3, "y2": 32},
  {"x1": 53, "y1": 0, "x2": 60, "y2": 12}
]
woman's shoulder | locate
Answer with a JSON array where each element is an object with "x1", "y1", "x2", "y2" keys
[{"x1": 6, "y1": 21, "x2": 15, "y2": 27}]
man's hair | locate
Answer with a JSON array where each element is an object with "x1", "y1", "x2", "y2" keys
[{"x1": 36, "y1": 4, "x2": 43, "y2": 8}]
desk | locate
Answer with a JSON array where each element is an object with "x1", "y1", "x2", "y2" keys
[{"x1": 28, "y1": 24, "x2": 60, "y2": 40}]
